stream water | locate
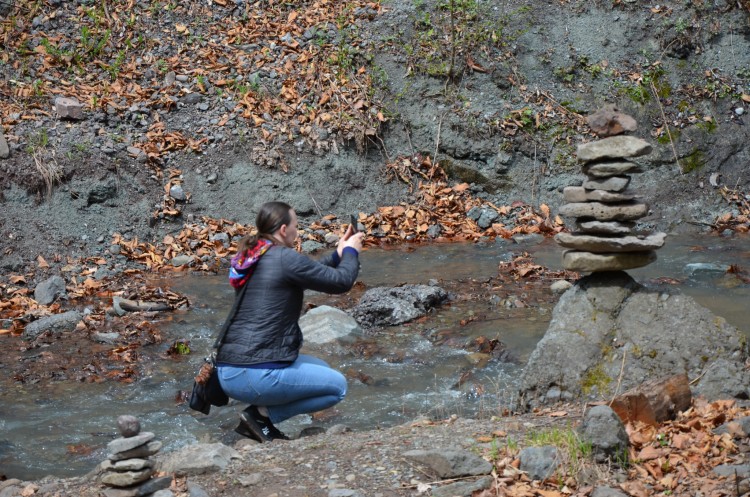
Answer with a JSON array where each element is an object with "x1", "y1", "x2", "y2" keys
[{"x1": 1, "y1": 234, "x2": 748, "y2": 480}]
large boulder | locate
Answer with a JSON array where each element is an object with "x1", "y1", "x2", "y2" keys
[
  {"x1": 350, "y1": 284, "x2": 448, "y2": 328},
  {"x1": 518, "y1": 271, "x2": 748, "y2": 409},
  {"x1": 299, "y1": 305, "x2": 362, "y2": 344}
]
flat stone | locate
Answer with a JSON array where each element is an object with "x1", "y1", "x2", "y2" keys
[
  {"x1": 585, "y1": 106, "x2": 638, "y2": 137},
  {"x1": 577, "y1": 136, "x2": 653, "y2": 162},
  {"x1": 107, "y1": 432, "x2": 155, "y2": 455},
  {"x1": 562, "y1": 250, "x2": 657, "y2": 272},
  {"x1": 582, "y1": 176, "x2": 630, "y2": 192},
  {"x1": 582, "y1": 160, "x2": 644, "y2": 178},
  {"x1": 109, "y1": 441, "x2": 162, "y2": 462},
  {"x1": 402, "y1": 449, "x2": 493, "y2": 478},
  {"x1": 101, "y1": 458, "x2": 154, "y2": 472},
  {"x1": 575, "y1": 220, "x2": 636, "y2": 235},
  {"x1": 563, "y1": 186, "x2": 636, "y2": 204},
  {"x1": 101, "y1": 468, "x2": 154, "y2": 487},
  {"x1": 101, "y1": 476, "x2": 172, "y2": 497},
  {"x1": 559, "y1": 201, "x2": 649, "y2": 222},
  {"x1": 554, "y1": 232, "x2": 666, "y2": 252},
  {"x1": 54, "y1": 96, "x2": 84, "y2": 120}
]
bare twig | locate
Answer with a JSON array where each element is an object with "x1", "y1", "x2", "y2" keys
[
  {"x1": 650, "y1": 80, "x2": 682, "y2": 172},
  {"x1": 306, "y1": 186, "x2": 323, "y2": 218},
  {"x1": 609, "y1": 349, "x2": 628, "y2": 406}
]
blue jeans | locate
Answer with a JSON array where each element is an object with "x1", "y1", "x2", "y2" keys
[{"x1": 217, "y1": 354, "x2": 347, "y2": 424}]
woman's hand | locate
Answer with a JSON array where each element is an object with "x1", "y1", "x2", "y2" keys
[{"x1": 337, "y1": 225, "x2": 364, "y2": 257}]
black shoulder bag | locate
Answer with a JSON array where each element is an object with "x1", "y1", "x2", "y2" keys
[{"x1": 189, "y1": 283, "x2": 248, "y2": 414}]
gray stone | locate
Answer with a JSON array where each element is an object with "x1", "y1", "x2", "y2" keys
[
  {"x1": 157, "y1": 443, "x2": 241, "y2": 476},
  {"x1": 575, "y1": 220, "x2": 636, "y2": 235},
  {"x1": 301, "y1": 240, "x2": 325, "y2": 253},
  {"x1": 518, "y1": 446, "x2": 559, "y2": 481},
  {"x1": 34, "y1": 275, "x2": 67, "y2": 305},
  {"x1": 554, "y1": 232, "x2": 666, "y2": 252},
  {"x1": 563, "y1": 186, "x2": 636, "y2": 204},
  {"x1": 169, "y1": 184, "x2": 187, "y2": 201},
  {"x1": 182, "y1": 93, "x2": 203, "y2": 104},
  {"x1": 402, "y1": 449, "x2": 493, "y2": 478},
  {"x1": 577, "y1": 136, "x2": 653, "y2": 162},
  {"x1": 694, "y1": 358, "x2": 750, "y2": 401},
  {"x1": 582, "y1": 176, "x2": 631, "y2": 192},
  {"x1": 187, "y1": 482, "x2": 211, "y2": 497},
  {"x1": 117, "y1": 415, "x2": 141, "y2": 437},
  {"x1": 351, "y1": 285, "x2": 449, "y2": 327},
  {"x1": 107, "y1": 432, "x2": 155, "y2": 455},
  {"x1": 299, "y1": 305, "x2": 362, "y2": 344},
  {"x1": 93, "y1": 332, "x2": 121, "y2": 344},
  {"x1": 713, "y1": 464, "x2": 750, "y2": 479},
  {"x1": 328, "y1": 490, "x2": 364, "y2": 497},
  {"x1": 582, "y1": 161, "x2": 644, "y2": 177},
  {"x1": 684, "y1": 263, "x2": 729, "y2": 277},
  {"x1": 101, "y1": 468, "x2": 154, "y2": 487},
  {"x1": 715, "y1": 416, "x2": 750, "y2": 437},
  {"x1": 579, "y1": 405, "x2": 629, "y2": 463},
  {"x1": 23, "y1": 310, "x2": 82, "y2": 340},
  {"x1": 55, "y1": 96, "x2": 84, "y2": 120},
  {"x1": 170, "y1": 255, "x2": 194, "y2": 267},
  {"x1": 511, "y1": 233, "x2": 545, "y2": 245},
  {"x1": 591, "y1": 487, "x2": 629, "y2": 497},
  {"x1": 519, "y1": 272, "x2": 748, "y2": 408},
  {"x1": 562, "y1": 250, "x2": 657, "y2": 272},
  {"x1": 0, "y1": 133, "x2": 9, "y2": 159},
  {"x1": 431, "y1": 476, "x2": 493, "y2": 497},
  {"x1": 550, "y1": 280, "x2": 573, "y2": 294},
  {"x1": 101, "y1": 458, "x2": 153, "y2": 472},
  {"x1": 559, "y1": 201, "x2": 649, "y2": 222},
  {"x1": 152, "y1": 491, "x2": 174, "y2": 497},
  {"x1": 109, "y1": 441, "x2": 162, "y2": 462}
]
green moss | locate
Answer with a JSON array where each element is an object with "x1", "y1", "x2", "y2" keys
[
  {"x1": 581, "y1": 364, "x2": 612, "y2": 395},
  {"x1": 656, "y1": 126, "x2": 680, "y2": 145},
  {"x1": 681, "y1": 149, "x2": 707, "y2": 174},
  {"x1": 695, "y1": 119, "x2": 717, "y2": 133}
]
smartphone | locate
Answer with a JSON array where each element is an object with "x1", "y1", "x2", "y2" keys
[{"x1": 350, "y1": 214, "x2": 359, "y2": 233}]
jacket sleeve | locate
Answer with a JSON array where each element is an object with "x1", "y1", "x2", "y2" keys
[{"x1": 280, "y1": 248, "x2": 358, "y2": 294}]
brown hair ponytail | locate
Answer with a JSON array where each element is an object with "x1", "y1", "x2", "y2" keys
[{"x1": 235, "y1": 201, "x2": 293, "y2": 254}]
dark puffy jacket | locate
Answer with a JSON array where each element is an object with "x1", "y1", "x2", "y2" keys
[{"x1": 216, "y1": 245, "x2": 359, "y2": 365}]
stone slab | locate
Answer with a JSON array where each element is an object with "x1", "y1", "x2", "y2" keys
[
  {"x1": 563, "y1": 186, "x2": 636, "y2": 204},
  {"x1": 101, "y1": 468, "x2": 154, "y2": 487},
  {"x1": 555, "y1": 232, "x2": 666, "y2": 252},
  {"x1": 582, "y1": 160, "x2": 644, "y2": 178},
  {"x1": 562, "y1": 250, "x2": 657, "y2": 272},
  {"x1": 109, "y1": 441, "x2": 162, "y2": 462},
  {"x1": 575, "y1": 220, "x2": 636, "y2": 235},
  {"x1": 107, "y1": 432, "x2": 155, "y2": 455},
  {"x1": 582, "y1": 176, "x2": 630, "y2": 192},
  {"x1": 577, "y1": 136, "x2": 653, "y2": 162},
  {"x1": 101, "y1": 476, "x2": 172, "y2": 497},
  {"x1": 558, "y1": 201, "x2": 649, "y2": 222}
]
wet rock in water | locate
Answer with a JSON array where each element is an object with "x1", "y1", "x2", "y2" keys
[
  {"x1": 555, "y1": 232, "x2": 666, "y2": 252},
  {"x1": 561, "y1": 250, "x2": 656, "y2": 272},
  {"x1": 350, "y1": 284, "x2": 448, "y2": 327},
  {"x1": 23, "y1": 310, "x2": 82, "y2": 340},
  {"x1": 34, "y1": 275, "x2": 67, "y2": 305},
  {"x1": 299, "y1": 305, "x2": 362, "y2": 344},
  {"x1": 117, "y1": 415, "x2": 141, "y2": 438}
]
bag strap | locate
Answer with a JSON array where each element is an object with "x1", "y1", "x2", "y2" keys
[{"x1": 212, "y1": 282, "x2": 249, "y2": 349}]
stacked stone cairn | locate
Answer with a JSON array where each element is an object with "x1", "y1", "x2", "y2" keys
[
  {"x1": 555, "y1": 107, "x2": 666, "y2": 272},
  {"x1": 99, "y1": 415, "x2": 172, "y2": 497}
]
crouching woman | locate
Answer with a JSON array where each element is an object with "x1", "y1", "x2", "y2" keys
[{"x1": 216, "y1": 201, "x2": 363, "y2": 442}]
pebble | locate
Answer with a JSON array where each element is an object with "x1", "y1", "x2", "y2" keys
[{"x1": 736, "y1": 107, "x2": 745, "y2": 116}]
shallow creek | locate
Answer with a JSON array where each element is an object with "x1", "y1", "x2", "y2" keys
[{"x1": 1, "y1": 234, "x2": 748, "y2": 480}]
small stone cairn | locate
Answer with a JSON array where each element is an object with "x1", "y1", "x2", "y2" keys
[
  {"x1": 555, "y1": 107, "x2": 666, "y2": 272},
  {"x1": 99, "y1": 415, "x2": 172, "y2": 497}
]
